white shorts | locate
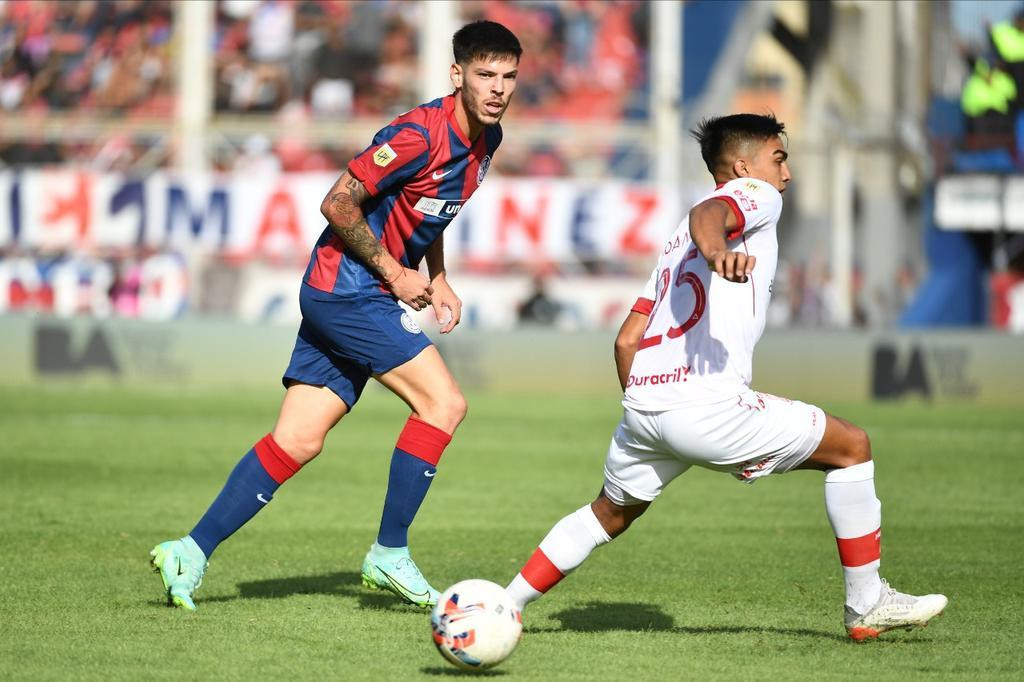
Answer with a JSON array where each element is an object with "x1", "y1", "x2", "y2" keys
[{"x1": 603, "y1": 390, "x2": 826, "y2": 505}]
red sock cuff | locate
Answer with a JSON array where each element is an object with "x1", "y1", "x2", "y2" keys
[
  {"x1": 836, "y1": 528, "x2": 881, "y2": 567},
  {"x1": 520, "y1": 548, "x2": 565, "y2": 593},
  {"x1": 396, "y1": 416, "x2": 452, "y2": 466},
  {"x1": 254, "y1": 433, "x2": 301, "y2": 484}
]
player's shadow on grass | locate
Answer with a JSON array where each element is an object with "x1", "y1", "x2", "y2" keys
[
  {"x1": 195, "y1": 571, "x2": 426, "y2": 611},
  {"x1": 532, "y1": 601, "x2": 846, "y2": 642},
  {"x1": 541, "y1": 601, "x2": 674, "y2": 632}
]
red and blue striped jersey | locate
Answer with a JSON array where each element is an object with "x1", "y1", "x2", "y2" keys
[{"x1": 304, "y1": 95, "x2": 501, "y2": 296}]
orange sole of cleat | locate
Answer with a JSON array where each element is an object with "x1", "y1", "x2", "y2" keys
[
  {"x1": 849, "y1": 611, "x2": 944, "y2": 640},
  {"x1": 848, "y1": 627, "x2": 880, "y2": 641}
]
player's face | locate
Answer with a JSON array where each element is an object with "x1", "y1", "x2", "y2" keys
[
  {"x1": 452, "y1": 56, "x2": 518, "y2": 128},
  {"x1": 744, "y1": 136, "x2": 791, "y2": 193}
]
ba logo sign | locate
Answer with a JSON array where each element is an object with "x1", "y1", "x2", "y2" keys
[
  {"x1": 872, "y1": 342, "x2": 977, "y2": 400},
  {"x1": 35, "y1": 324, "x2": 120, "y2": 375},
  {"x1": 872, "y1": 344, "x2": 930, "y2": 399}
]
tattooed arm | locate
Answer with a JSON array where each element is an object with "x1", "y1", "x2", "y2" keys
[{"x1": 320, "y1": 171, "x2": 433, "y2": 309}]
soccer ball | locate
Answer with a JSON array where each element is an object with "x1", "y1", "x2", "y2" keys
[{"x1": 430, "y1": 579, "x2": 523, "y2": 670}]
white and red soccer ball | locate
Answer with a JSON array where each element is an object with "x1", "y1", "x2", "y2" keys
[{"x1": 430, "y1": 579, "x2": 523, "y2": 670}]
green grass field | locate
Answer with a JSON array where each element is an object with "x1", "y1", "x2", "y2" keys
[{"x1": 1, "y1": 383, "x2": 1022, "y2": 680}]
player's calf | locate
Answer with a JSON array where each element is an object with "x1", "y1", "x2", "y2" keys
[
  {"x1": 505, "y1": 501, "x2": 619, "y2": 610},
  {"x1": 591, "y1": 491, "x2": 650, "y2": 538}
]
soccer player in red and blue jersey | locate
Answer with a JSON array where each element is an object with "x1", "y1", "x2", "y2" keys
[{"x1": 150, "y1": 21, "x2": 522, "y2": 610}]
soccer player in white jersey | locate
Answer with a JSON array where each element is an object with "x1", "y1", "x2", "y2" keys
[{"x1": 505, "y1": 114, "x2": 947, "y2": 640}]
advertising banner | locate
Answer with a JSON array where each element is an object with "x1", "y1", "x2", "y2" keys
[
  {"x1": 0, "y1": 170, "x2": 685, "y2": 324},
  {"x1": 2, "y1": 316, "x2": 1022, "y2": 406}
]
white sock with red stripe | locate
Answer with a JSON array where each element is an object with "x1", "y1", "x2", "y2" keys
[
  {"x1": 824, "y1": 460, "x2": 883, "y2": 614},
  {"x1": 506, "y1": 504, "x2": 612, "y2": 610}
]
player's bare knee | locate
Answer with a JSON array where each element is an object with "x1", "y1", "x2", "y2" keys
[
  {"x1": 850, "y1": 426, "x2": 872, "y2": 464},
  {"x1": 838, "y1": 424, "x2": 872, "y2": 468},
  {"x1": 448, "y1": 391, "x2": 468, "y2": 427},
  {"x1": 417, "y1": 391, "x2": 467, "y2": 433},
  {"x1": 271, "y1": 429, "x2": 323, "y2": 464}
]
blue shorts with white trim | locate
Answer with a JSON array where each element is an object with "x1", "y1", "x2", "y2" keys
[{"x1": 282, "y1": 283, "x2": 432, "y2": 409}]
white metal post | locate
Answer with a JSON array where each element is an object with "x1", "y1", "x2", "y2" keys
[
  {"x1": 421, "y1": 1, "x2": 460, "y2": 102},
  {"x1": 175, "y1": 0, "x2": 214, "y2": 172},
  {"x1": 652, "y1": 0, "x2": 683, "y2": 189},
  {"x1": 831, "y1": 144, "x2": 855, "y2": 327}
]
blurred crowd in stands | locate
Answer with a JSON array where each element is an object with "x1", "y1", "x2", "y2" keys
[
  {"x1": 0, "y1": 0, "x2": 175, "y2": 168},
  {"x1": 212, "y1": 0, "x2": 649, "y2": 176},
  {"x1": 0, "y1": 0, "x2": 174, "y2": 115},
  {"x1": 214, "y1": 0, "x2": 420, "y2": 117},
  {"x1": 1, "y1": 0, "x2": 650, "y2": 176},
  {"x1": 212, "y1": 0, "x2": 648, "y2": 120}
]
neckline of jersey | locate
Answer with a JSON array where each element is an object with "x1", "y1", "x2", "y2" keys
[{"x1": 443, "y1": 94, "x2": 474, "y2": 148}]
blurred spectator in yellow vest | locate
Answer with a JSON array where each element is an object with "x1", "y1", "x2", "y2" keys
[
  {"x1": 990, "y1": 10, "x2": 1024, "y2": 89},
  {"x1": 961, "y1": 56, "x2": 1017, "y2": 138}
]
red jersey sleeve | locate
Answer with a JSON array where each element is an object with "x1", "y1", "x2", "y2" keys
[
  {"x1": 347, "y1": 125, "x2": 430, "y2": 197},
  {"x1": 631, "y1": 263, "x2": 660, "y2": 314},
  {"x1": 711, "y1": 195, "x2": 746, "y2": 240}
]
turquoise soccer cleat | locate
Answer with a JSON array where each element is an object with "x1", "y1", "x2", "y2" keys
[
  {"x1": 149, "y1": 536, "x2": 208, "y2": 611},
  {"x1": 360, "y1": 543, "x2": 440, "y2": 608}
]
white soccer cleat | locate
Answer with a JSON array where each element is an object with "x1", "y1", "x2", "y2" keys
[{"x1": 844, "y1": 579, "x2": 947, "y2": 641}]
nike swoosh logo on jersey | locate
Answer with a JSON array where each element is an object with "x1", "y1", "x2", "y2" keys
[
  {"x1": 256, "y1": 493, "x2": 270, "y2": 504},
  {"x1": 431, "y1": 168, "x2": 453, "y2": 180},
  {"x1": 424, "y1": 471, "x2": 436, "y2": 478}
]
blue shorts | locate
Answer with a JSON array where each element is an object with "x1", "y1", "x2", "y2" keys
[{"x1": 282, "y1": 283, "x2": 433, "y2": 409}]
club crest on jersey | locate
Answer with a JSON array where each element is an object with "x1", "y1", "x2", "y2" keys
[
  {"x1": 400, "y1": 312, "x2": 422, "y2": 334},
  {"x1": 477, "y1": 155, "x2": 491, "y2": 185},
  {"x1": 374, "y1": 143, "x2": 398, "y2": 167}
]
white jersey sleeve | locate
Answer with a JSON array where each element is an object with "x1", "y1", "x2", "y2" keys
[{"x1": 708, "y1": 178, "x2": 783, "y2": 241}]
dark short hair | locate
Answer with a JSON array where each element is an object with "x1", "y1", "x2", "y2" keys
[
  {"x1": 453, "y1": 20, "x2": 522, "y2": 65},
  {"x1": 690, "y1": 113, "x2": 786, "y2": 175}
]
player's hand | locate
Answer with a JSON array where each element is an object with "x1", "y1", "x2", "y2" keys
[
  {"x1": 386, "y1": 268, "x2": 433, "y2": 310},
  {"x1": 707, "y1": 250, "x2": 756, "y2": 283},
  {"x1": 429, "y1": 273, "x2": 462, "y2": 334}
]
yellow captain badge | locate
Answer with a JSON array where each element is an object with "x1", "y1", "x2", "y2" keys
[{"x1": 374, "y1": 143, "x2": 398, "y2": 167}]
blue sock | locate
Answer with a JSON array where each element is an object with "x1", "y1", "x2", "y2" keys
[
  {"x1": 376, "y1": 448, "x2": 436, "y2": 548},
  {"x1": 189, "y1": 448, "x2": 280, "y2": 558}
]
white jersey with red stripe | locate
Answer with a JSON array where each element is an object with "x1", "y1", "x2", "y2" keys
[{"x1": 622, "y1": 177, "x2": 783, "y2": 411}]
